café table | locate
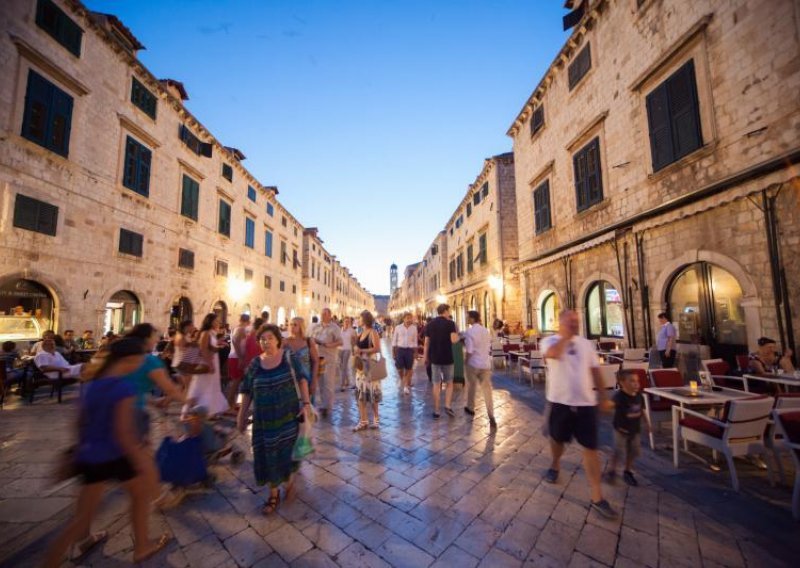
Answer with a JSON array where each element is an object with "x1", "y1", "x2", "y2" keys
[
  {"x1": 742, "y1": 373, "x2": 800, "y2": 392},
  {"x1": 507, "y1": 350, "x2": 528, "y2": 369},
  {"x1": 643, "y1": 386, "x2": 754, "y2": 467}
]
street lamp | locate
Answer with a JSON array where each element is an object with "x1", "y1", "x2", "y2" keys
[
  {"x1": 435, "y1": 294, "x2": 447, "y2": 305},
  {"x1": 488, "y1": 274, "x2": 503, "y2": 321}
]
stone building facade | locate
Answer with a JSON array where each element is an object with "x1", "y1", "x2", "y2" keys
[
  {"x1": 508, "y1": 0, "x2": 800, "y2": 363},
  {"x1": 389, "y1": 153, "x2": 521, "y2": 330},
  {"x1": 0, "y1": 0, "x2": 371, "y2": 341}
]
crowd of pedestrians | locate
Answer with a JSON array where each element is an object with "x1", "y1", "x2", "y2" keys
[{"x1": 38, "y1": 300, "x2": 767, "y2": 565}]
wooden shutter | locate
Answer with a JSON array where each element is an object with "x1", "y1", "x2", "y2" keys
[
  {"x1": 467, "y1": 244, "x2": 474, "y2": 273},
  {"x1": 137, "y1": 144, "x2": 151, "y2": 196},
  {"x1": 531, "y1": 105, "x2": 545, "y2": 135},
  {"x1": 22, "y1": 71, "x2": 49, "y2": 145},
  {"x1": 573, "y1": 149, "x2": 587, "y2": 210},
  {"x1": 586, "y1": 138, "x2": 602, "y2": 205},
  {"x1": 534, "y1": 180, "x2": 551, "y2": 233},
  {"x1": 181, "y1": 175, "x2": 198, "y2": 220},
  {"x1": 123, "y1": 137, "x2": 138, "y2": 190},
  {"x1": 668, "y1": 59, "x2": 702, "y2": 161},
  {"x1": 646, "y1": 83, "x2": 673, "y2": 171},
  {"x1": 265, "y1": 231, "x2": 273, "y2": 257},
  {"x1": 49, "y1": 87, "x2": 73, "y2": 156}
]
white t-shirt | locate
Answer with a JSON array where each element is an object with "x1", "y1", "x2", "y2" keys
[
  {"x1": 341, "y1": 327, "x2": 355, "y2": 352},
  {"x1": 464, "y1": 324, "x2": 491, "y2": 370},
  {"x1": 392, "y1": 324, "x2": 418, "y2": 349},
  {"x1": 540, "y1": 334, "x2": 598, "y2": 406},
  {"x1": 34, "y1": 350, "x2": 80, "y2": 379}
]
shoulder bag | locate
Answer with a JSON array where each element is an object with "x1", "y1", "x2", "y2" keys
[{"x1": 366, "y1": 332, "x2": 388, "y2": 381}]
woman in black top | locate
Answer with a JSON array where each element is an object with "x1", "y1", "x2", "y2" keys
[{"x1": 353, "y1": 311, "x2": 381, "y2": 431}]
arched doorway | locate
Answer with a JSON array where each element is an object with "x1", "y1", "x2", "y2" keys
[
  {"x1": 276, "y1": 307, "x2": 287, "y2": 327},
  {"x1": 540, "y1": 291, "x2": 560, "y2": 333},
  {"x1": 667, "y1": 262, "x2": 748, "y2": 361},
  {"x1": 0, "y1": 278, "x2": 56, "y2": 340},
  {"x1": 212, "y1": 300, "x2": 228, "y2": 326},
  {"x1": 170, "y1": 296, "x2": 193, "y2": 329},
  {"x1": 585, "y1": 281, "x2": 624, "y2": 338},
  {"x1": 104, "y1": 290, "x2": 141, "y2": 334}
]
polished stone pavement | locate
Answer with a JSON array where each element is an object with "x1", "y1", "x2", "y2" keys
[{"x1": 1, "y1": 342, "x2": 798, "y2": 567}]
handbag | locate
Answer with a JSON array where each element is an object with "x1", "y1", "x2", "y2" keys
[
  {"x1": 367, "y1": 353, "x2": 388, "y2": 381},
  {"x1": 285, "y1": 350, "x2": 316, "y2": 461},
  {"x1": 177, "y1": 342, "x2": 211, "y2": 374}
]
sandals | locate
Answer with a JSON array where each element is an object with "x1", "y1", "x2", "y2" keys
[
  {"x1": 369, "y1": 420, "x2": 380, "y2": 429},
  {"x1": 132, "y1": 533, "x2": 172, "y2": 563},
  {"x1": 262, "y1": 492, "x2": 281, "y2": 515},
  {"x1": 284, "y1": 480, "x2": 296, "y2": 503},
  {"x1": 352, "y1": 421, "x2": 369, "y2": 432},
  {"x1": 68, "y1": 531, "x2": 108, "y2": 561}
]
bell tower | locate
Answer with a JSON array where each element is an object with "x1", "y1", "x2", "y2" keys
[{"x1": 390, "y1": 263, "x2": 398, "y2": 295}]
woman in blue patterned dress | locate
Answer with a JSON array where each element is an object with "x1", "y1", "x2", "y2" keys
[{"x1": 237, "y1": 324, "x2": 311, "y2": 514}]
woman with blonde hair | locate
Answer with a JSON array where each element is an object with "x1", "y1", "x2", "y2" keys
[
  {"x1": 353, "y1": 310, "x2": 382, "y2": 431},
  {"x1": 284, "y1": 317, "x2": 319, "y2": 400}
]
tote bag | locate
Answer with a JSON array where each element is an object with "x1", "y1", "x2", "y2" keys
[{"x1": 368, "y1": 353, "x2": 388, "y2": 381}]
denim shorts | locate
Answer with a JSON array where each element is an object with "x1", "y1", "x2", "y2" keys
[{"x1": 395, "y1": 348, "x2": 415, "y2": 371}]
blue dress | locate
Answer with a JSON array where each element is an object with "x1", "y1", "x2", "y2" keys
[{"x1": 241, "y1": 353, "x2": 303, "y2": 487}]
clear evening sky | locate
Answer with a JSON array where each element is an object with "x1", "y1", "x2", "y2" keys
[{"x1": 85, "y1": 0, "x2": 568, "y2": 295}]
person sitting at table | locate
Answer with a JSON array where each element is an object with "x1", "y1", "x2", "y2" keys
[
  {"x1": 63, "y1": 329, "x2": 80, "y2": 354},
  {"x1": 33, "y1": 337, "x2": 83, "y2": 379},
  {"x1": 30, "y1": 330, "x2": 56, "y2": 356},
  {"x1": 749, "y1": 337, "x2": 794, "y2": 375},
  {"x1": 98, "y1": 331, "x2": 116, "y2": 350},
  {"x1": 1, "y1": 341, "x2": 24, "y2": 383},
  {"x1": 77, "y1": 330, "x2": 95, "y2": 350}
]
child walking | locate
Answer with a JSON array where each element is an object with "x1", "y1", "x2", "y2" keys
[{"x1": 604, "y1": 369, "x2": 649, "y2": 487}]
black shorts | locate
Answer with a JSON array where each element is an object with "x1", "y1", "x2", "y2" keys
[
  {"x1": 76, "y1": 457, "x2": 136, "y2": 485},
  {"x1": 548, "y1": 403, "x2": 598, "y2": 449},
  {"x1": 395, "y1": 348, "x2": 415, "y2": 371}
]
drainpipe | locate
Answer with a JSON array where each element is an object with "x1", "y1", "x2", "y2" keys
[
  {"x1": 635, "y1": 232, "x2": 653, "y2": 349},
  {"x1": 762, "y1": 187, "x2": 796, "y2": 360}
]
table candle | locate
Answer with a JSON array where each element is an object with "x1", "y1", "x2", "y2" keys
[{"x1": 689, "y1": 381, "x2": 698, "y2": 392}]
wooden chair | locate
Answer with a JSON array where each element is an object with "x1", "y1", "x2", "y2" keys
[
  {"x1": 772, "y1": 409, "x2": 800, "y2": 519},
  {"x1": 675, "y1": 396, "x2": 774, "y2": 491},
  {"x1": 23, "y1": 361, "x2": 77, "y2": 404}
]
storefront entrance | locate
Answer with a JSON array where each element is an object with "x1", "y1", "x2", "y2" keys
[
  {"x1": 667, "y1": 262, "x2": 748, "y2": 363},
  {"x1": 0, "y1": 278, "x2": 55, "y2": 342},
  {"x1": 170, "y1": 296, "x2": 193, "y2": 329},
  {"x1": 104, "y1": 290, "x2": 141, "y2": 335}
]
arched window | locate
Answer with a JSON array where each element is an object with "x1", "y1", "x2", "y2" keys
[
  {"x1": 585, "y1": 281, "x2": 623, "y2": 338},
  {"x1": 540, "y1": 292, "x2": 559, "y2": 333}
]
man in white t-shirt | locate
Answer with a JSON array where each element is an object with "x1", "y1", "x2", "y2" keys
[
  {"x1": 33, "y1": 337, "x2": 82, "y2": 379},
  {"x1": 463, "y1": 310, "x2": 496, "y2": 429},
  {"x1": 540, "y1": 309, "x2": 616, "y2": 519}
]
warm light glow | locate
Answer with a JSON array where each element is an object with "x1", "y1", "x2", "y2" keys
[
  {"x1": 488, "y1": 274, "x2": 503, "y2": 291},
  {"x1": 228, "y1": 277, "x2": 253, "y2": 301},
  {"x1": 435, "y1": 294, "x2": 447, "y2": 304},
  {"x1": 303, "y1": 296, "x2": 311, "y2": 305}
]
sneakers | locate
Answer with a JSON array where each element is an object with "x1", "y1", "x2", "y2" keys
[
  {"x1": 432, "y1": 412, "x2": 441, "y2": 419},
  {"x1": 590, "y1": 499, "x2": 618, "y2": 519},
  {"x1": 489, "y1": 417, "x2": 497, "y2": 429},
  {"x1": 464, "y1": 407, "x2": 476, "y2": 416},
  {"x1": 603, "y1": 471, "x2": 617, "y2": 485},
  {"x1": 544, "y1": 468, "x2": 559, "y2": 484},
  {"x1": 623, "y1": 470, "x2": 638, "y2": 487},
  {"x1": 445, "y1": 407, "x2": 455, "y2": 417}
]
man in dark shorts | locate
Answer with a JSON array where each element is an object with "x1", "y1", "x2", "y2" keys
[
  {"x1": 392, "y1": 312, "x2": 418, "y2": 395},
  {"x1": 540, "y1": 309, "x2": 617, "y2": 518},
  {"x1": 423, "y1": 304, "x2": 459, "y2": 418}
]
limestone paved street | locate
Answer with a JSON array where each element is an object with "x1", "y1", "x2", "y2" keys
[{"x1": 1, "y1": 342, "x2": 798, "y2": 567}]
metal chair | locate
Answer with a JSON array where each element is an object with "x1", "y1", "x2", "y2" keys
[
  {"x1": 675, "y1": 396, "x2": 774, "y2": 491},
  {"x1": 623, "y1": 348, "x2": 647, "y2": 361},
  {"x1": 772, "y1": 409, "x2": 800, "y2": 519},
  {"x1": 23, "y1": 361, "x2": 77, "y2": 404}
]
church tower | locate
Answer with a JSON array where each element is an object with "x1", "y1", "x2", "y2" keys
[{"x1": 390, "y1": 263, "x2": 398, "y2": 295}]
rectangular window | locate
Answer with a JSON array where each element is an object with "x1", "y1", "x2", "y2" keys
[
  {"x1": 215, "y1": 260, "x2": 228, "y2": 277},
  {"x1": 265, "y1": 230, "x2": 273, "y2": 257},
  {"x1": 282, "y1": 216, "x2": 287, "y2": 227},
  {"x1": 533, "y1": 180, "x2": 552, "y2": 234},
  {"x1": 36, "y1": 0, "x2": 82, "y2": 57},
  {"x1": 280, "y1": 280, "x2": 285, "y2": 292},
  {"x1": 247, "y1": 185, "x2": 257, "y2": 202},
  {"x1": 13, "y1": 194, "x2": 58, "y2": 236},
  {"x1": 456, "y1": 254, "x2": 464, "y2": 279},
  {"x1": 122, "y1": 136, "x2": 151, "y2": 197},
  {"x1": 264, "y1": 275, "x2": 272, "y2": 289},
  {"x1": 244, "y1": 268, "x2": 253, "y2": 282},
  {"x1": 646, "y1": 59, "x2": 703, "y2": 172},
  {"x1": 130, "y1": 77, "x2": 156, "y2": 119},
  {"x1": 473, "y1": 192, "x2": 481, "y2": 206},
  {"x1": 531, "y1": 104, "x2": 545, "y2": 135},
  {"x1": 467, "y1": 244, "x2": 474, "y2": 273},
  {"x1": 119, "y1": 228, "x2": 143, "y2": 257},
  {"x1": 218, "y1": 199, "x2": 231, "y2": 237},
  {"x1": 478, "y1": 233, "x2": 487, "y2": 264},
  {"x1": 222, "y1": 163, "x2": 233, "y2": 182},
  {"x1": 266, "y1": 202, "x2": 274, "y2": 216},
  {"x1": 292, "y1": 284, "x2": 297, "y2": 294},
  {"x1": 481, "y1": 183, "x2": 489, "y2": 199},
  {"x1": 449, "y1": 259, "x2": 455, "y2": 282},
  {"x1": 245, "y1": 217, "x2": 255, "y2": 248},
  {"x1": 293, "y1": 250, "x2": 300, "y2": 270},
  {"x1": 573, "y1": 137, "x2": 603, "y2": 212},
  {"x1": 466, "y1": 203, "x2": 472, "y2": 217},
  {"x1": 280, "y1": 241, "x2": 287, "y2": 265},
  {"x1": 180, "y1": 174, "x2": 199, "y2": 220},
  {"x1": 21, "y1": 70, "x2": 74, "y2": 157},
  {"x1": 179, "y1": 125, "x2": 212, "y2": 157},
  {"x1": 178, "y1": 248, "x2": 194, "y2": 269},
  {"x1": 568, "y1": 43, "x2": 592, "y2": 90}
]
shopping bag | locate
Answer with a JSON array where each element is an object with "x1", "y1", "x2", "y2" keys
[
  {"x1": 156, "y1": 436, "x2": 208, "y2": 486},
  {"x1": 368, "y1": 353, "x2": 388, "y2": 381},
  {"x1": 292, "y1": 411, "x2": 316, "y2": 461}
]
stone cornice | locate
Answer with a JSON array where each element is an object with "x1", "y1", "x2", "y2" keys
[
  {"x1": 10, "y1": 33, "x2": 90, "y2": 96},
  {"x1": 506, "y1": 0, "x2": 607, "y2": 138},
  {"x1": 117, "y1": 113, "x2": 161, "y2": 149}
]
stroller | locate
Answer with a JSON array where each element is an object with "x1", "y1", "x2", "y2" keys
[{"x1": 155, "y1": 405, "x2": 245, "y2": 509}]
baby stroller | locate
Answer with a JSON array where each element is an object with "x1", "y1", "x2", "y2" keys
[{"x1": 155, "y1": 405, "x2": 245, "y2": 509}]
